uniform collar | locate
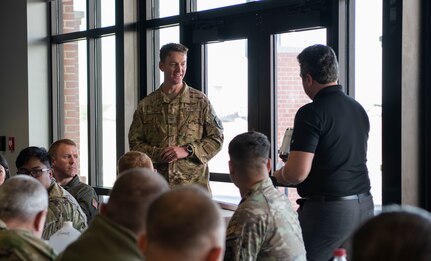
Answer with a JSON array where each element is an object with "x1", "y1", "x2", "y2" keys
[
  {"x1": 239, "y1": 177, "x2": 273, "y2": 204},
  {"x1": 64, "y1": 175, "x2": 80, "y2": 190},
  {"x1": 159, "y1": 82, "x2": 190, "y2": 103}
]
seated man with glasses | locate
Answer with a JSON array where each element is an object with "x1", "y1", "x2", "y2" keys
[{"x1": 15, "y1": 146, "x2": 88, "y2": 240}]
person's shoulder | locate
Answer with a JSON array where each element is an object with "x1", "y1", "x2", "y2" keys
[
  {"x1": 75, "y1": 180, "x2": 96, "y2": 193},
  {"x1": 50, "y1": 183, "x2": 81, "y2": 206},
  {"x1": 297, "y1": 101, "x2": 314, "y2": 112},
  {"x1": 266, "y1": 193, "x2": 296, "y2": 217},
  {"x1": 295, "y1": 102, "x2": 319, "y2": 120},
  {"x1": 227, "y1": 203, "x2": 269, "y2": 238},
  {"x1": 137, "y1": 89, "x2": 162, "y2": 105},
  {"x1": 187, "y1": 86, "x2": 209, "y2": 100},
  {"x1": 0, "y1": 230, "x2": 56, "y2": 261},
  {"x1": 232, "y1": 194, "x2": 270, "y2": 222},
  {"x1": 69, "y1": 181, "x2": 97, "y2": 198},
  {"x1": 49, "y1": 181, "x2": 66, "y2": 197}
]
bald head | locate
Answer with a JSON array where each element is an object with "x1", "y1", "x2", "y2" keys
[
  {"x1": 118, "y1": 151, "x2": 154, "y2": 174},
  {"x1": 105, "y1": 168, "x2": 169, "y2": 235},
  {"x1": 146, "y1": 185, "x2": 225, "y2": 261}
]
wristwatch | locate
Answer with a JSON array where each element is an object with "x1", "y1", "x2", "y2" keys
[{"x1": 185, "y1": 144, "x2": 194, "y2": 157}]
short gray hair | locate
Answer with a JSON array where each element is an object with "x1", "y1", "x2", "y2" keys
[{"x1": 0, "y1": 175, "x2": 48, "y2": 222}]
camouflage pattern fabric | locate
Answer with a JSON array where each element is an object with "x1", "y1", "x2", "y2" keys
[
  {"x1": 224, "y1": 178, "x2": 307, "y2": 261},
  {"x1": 0, "y1": 220, "x2": 56, "y2": 261},
  {"x1": 56, "y1": 215, "x2": 143, "y2": 261},
  {"x1": 63, "y1": 175, "x2": 99, "y2": 225},
  {"x1": 128, "y1": 83, "x2": 224, "y2": 191},
  {"x1": 43, "y1": 181, "x2": 87, "y2": 240}
]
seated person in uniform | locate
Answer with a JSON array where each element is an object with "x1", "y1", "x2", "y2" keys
[
  {"x1": 118, "y1": 151, "x2": 155, "y2": 174},
  {"x1": 57, "y1": 168, "x2": 170, "y2": 261},
  {"x1": 352, "y1": 204, "x2": 431, "y2": 261},
  {"x1": 224, "y1": 131, "x2": 306, "y2": 260},
  {"x1": 143, "y1": 185, "x2": 225, "y2": 261},
  {"x1": 48, "y1": 139, "x2": 99, "y2": 225},
  {"x1": 0, "y1": 154, "x2": 10, "y2": 186},
  {"x1": 0, "y1": 175, "x2": 56, "y2": 260},
  {"x1": 15, "y1": 146, "x2": 87, "y2": 240}
]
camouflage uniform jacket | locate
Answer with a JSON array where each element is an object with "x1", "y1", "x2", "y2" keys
[
  {"x1": 128, "y1": 83, "x2": 224, "y2": 190},
  {"x1": 0, "y1": 219, "x2": 56, "y2": 261},
  {"x1": 224, "y1": 178, "x2": 307, "y2": 261},
  {"x1": 63, "y1": 175, "x2": 99, "y2": 225},
  {"x1": 56, "y1": 214, "x2": 144, "y2": 261},
  {"x1": 43, "y1": 181, "x2": 88, "y2": 240}
]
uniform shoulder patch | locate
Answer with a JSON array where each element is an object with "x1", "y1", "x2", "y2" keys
[{"x1": 214, "y1": 116, "x2": 223, "y2": 129}]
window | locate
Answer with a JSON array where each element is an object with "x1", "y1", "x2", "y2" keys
[
  {"x1": 150, "y1": 0, "x2": 179, "y2": 19},
  {"x1": 355, "y1": 0, "x2": 382, "y2": 207},
  {"x1": 58, "y1": 40, "x2": 88, "y2": 182},
  {"x1": 207, "y1": 39, "x2": 248, "y2": 174},
  {"x1": 196, "y1": 0, "x2": 262, "y2": 12},
  {"x1": 150, "y1": 26, "x2": 180, "y2": 91},
  {"x1": 51, "y1": 0, "x2": 135, "y2": 187},
  {"x1": 206, "y1": 40, "x2": 248, "y2": 202},
  {"x1": 274, "y1": 28, "x2": 327, "y2": 207}
]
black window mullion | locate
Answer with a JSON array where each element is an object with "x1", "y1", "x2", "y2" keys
[
  {"x1": 116, "y1": 0, "x2": 125, "y2": 166},
  {"x1": 87, "y1": 36, "x2": 98, "y2": 186}
]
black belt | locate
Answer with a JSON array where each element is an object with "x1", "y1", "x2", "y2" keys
[{"x1": 302, "y1": 192, "x2": 371, "y2": 202}]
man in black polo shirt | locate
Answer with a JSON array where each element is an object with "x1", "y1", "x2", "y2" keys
[{"x1": 274, "y1": 44, "x2": 374, "y2": 261}]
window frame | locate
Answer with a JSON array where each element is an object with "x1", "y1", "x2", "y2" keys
[{"x1": 50, "y1": 0, "x2": 127, "y2": 187}]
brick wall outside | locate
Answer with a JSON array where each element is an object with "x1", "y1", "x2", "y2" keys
[
  {"x1": 62, "y1": 1, "x2": 84, "y2": 177},
  {"x1": 276, "y1": 51, "x2": 311, "y2": 209},
  {"x1": 62, "y1": 1, "x2": 83, "y2": 146}
]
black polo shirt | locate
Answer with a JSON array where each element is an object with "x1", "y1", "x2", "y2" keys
[{"x1": 291, "y1": 85, "x2": 371, "y2": 197}]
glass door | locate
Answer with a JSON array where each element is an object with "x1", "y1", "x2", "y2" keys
[
  {"x1": 273, "y1": 29, "x2": 327, "y2": 208},
  {"x1": 206, "y1": 39, "x2": 248, "y2": 203}
]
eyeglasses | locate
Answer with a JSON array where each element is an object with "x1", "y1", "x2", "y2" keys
[{"x1": 17, "y1": 168, "x2": 50, "y2": 178}]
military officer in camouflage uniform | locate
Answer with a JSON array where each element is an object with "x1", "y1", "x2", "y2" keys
[
  {"x1": 15, "y1": 146, "x2": 87, "y2": 240},
  {"x1": 225, "y1": 131, "x2": 306, "y2": 260},
  {"x1": 0, "y1": 175, "x2": 56, "y2": 261},
  {"x1": 129, "y1": 42, "x2": 223, "y2": 191},
  {"x1": 49, "y1": 139, "x2": 99, "y2": 224}
]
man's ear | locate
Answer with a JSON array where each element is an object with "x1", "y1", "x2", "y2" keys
[
  {"x1": 266, "y1": 158, "x2": 271, "y2": 172},
  {"x1": 33, "y1": 209, "x2": 47, "y2": 238},
  {"x1": 205, "y1": 247, "x2": 223, "y2": 261},
  {"x1": 228, "y1": 160, "x2": 234, "y2": 175},
  {"x1": 51, "y1": 157, "x2": 56, "y2": 167},
  {"x1": 159, "y1": 61, "x2": 164, "y2": 72},
  {"x1": 137, "y1": 233, "x2": 148, "y2": 257}
]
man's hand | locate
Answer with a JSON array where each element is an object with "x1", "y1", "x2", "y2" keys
[{"x1": 160, "y1": 146, "x2": 189, "y2": 163}]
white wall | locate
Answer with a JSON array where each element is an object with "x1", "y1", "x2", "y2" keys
[{"x1": 0, "y1": 0, "x2": 49, "y2": 175}]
